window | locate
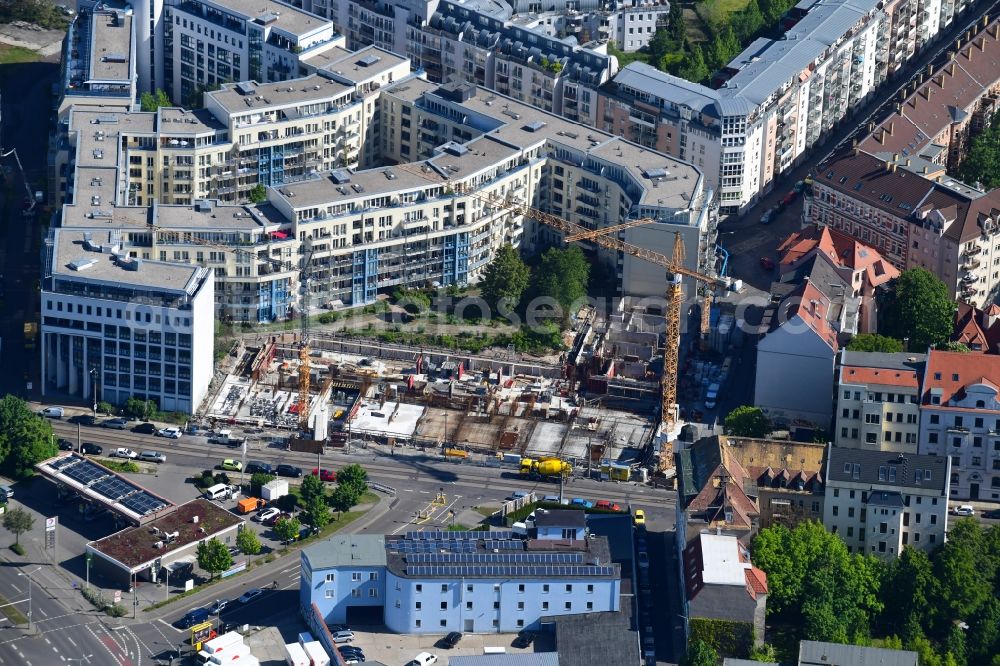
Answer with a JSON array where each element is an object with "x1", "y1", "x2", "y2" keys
[
  {"x1": 587, "y1": 584, "x2": 594, "y2": 593},
  {"x1": 847, "y1": 526, "x2": 854, "y2": 537},
  {"x1": 440, "y1": 619, "x2": 447, "y2": 627},
  {"x1": 416, "y1": 585, "x2": 422, "y2": 593},
  {"x1": 352, "y1": 573, "x2": 361, "y2": 581},
  {"x1": 517, "y1": 601, "x2": 525, "y2": 610},
  {"x1": 587, "y1": 602, "x2": 594, "y2": 610},
  {"x1": 542, "y1": 601, "x2": 549, "y2": 611},
  {"x1": 880, "y1": 522, "x2": 888, "y2": 534},
  {"x1": 929, "y1": 433, "x2": 939, "y2": 444},
  {"x1": 440, "y1": 602, "x2": 447, "y2": 610},
  {"x1": 416, "y1": 620, "x2": 422, "y2": 628},
  {"x1": 493, "y1": 602, "x2": 500, "y2": 609},
  {"x1": 415, "y1": 602, "x2": 422, "y2": 610},
  {"x1": 325, "y1": 590, "x2": 335, "y2": 598},
  {"x1": 542, "y1": 585, "x2": 549, "y2": 593},
  {"x1": 466, "y1": 601, "x2": 472, "y2": 610},
  {"x1": 369, "y1": 589, "x2": 378, "y2": 598},
  {"x1": 565, "y1": 585, "x2": 573, "y2": 593},
  {"x1": 325, "y1": 573, "x2": 335, "y2": 583},
  {"x1": 518, "y1": 584, "x2": 525, "y2": 593},
  {"x1": 833, "y1": 506, "x2": 839, "y2": 516},
  {"x1": 369, "y1": 572, "x2": 379, "y2": 581},
  {"x1": 352, "y1": 589, "x2": 361, "y2": 598},
  {"x1": 517, "y1": 619, "x2": 525, "y2": 628},
  {"x1": 848, "y1": 507, "x2": 855, "y2": 518},
  {"x1": 441, "y1": 584, "x2": 448, "y2": 592},
  {"x1": 930, "y1": 414, "x2": 940, "y2": 424},
  {"x1": 564, "y1": 602, "x2": 572, "y2": 610},
  {"x1": 467, "y1": 585, "x2": 473, "y2": 593}
]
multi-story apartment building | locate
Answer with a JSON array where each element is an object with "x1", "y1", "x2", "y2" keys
[
  {"x1": 56, "y1": 7, "x2": 137, "y2": 117},
  {"x1": 40, "y1": 226, "x2": 215, "y2": 413},
  {"x1": 834, "y1": 351, "x2": 925, "y2": 453},
  {"x1": 919, "y1": 349, "x2": 1000, "y2": 501},
  {"x1": 511, "y1": 0, "x2": 670, "y2": 53},
  {"x1": 823, "y1": 446, "x2": 950, "y2": 557},
  {"x1": 161, "y1": 0, "x2": 344, "y2": 105},
  {"x1": 267, "y1": 77, "x2": 714, "y2": 308},
  {"x1": 301, "y1": 511, "x2": 621, "y2": 633},
  {"x1": 859, "y1": 15, "x2": 1000, "y2": 176}
]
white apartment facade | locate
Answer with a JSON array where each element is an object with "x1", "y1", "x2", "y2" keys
[
  {"x1": 919, "y1": 350, "x2": 1000, "y2": 501},
  {"x1": 834, "y1": 351, "x2": 925, "y2": 453},
  {"x1": 823, "y1": 446, "x2": 950, "y2": 558},
  {"x1": 40, "y1": 227, "x2": 215, "y2": 414}
]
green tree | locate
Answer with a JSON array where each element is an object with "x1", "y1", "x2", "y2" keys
[
  {"x1": 733, "y1": 0, "x2": 765, "y2": 42},
  {"x1": 273, "y1": 516, "x2": 301, "y2": 544},
  {"x1": 846, "y1": 333, "x2": 904, "y2": 353},
  {"x1": 677, "y1": 42, "x2": 710, "y2": 84},
  {"x1": 480, "y1": 244, "x2": 530, "y2": 313},
  {"x1": 248, "y1": 184, "x2": 267, "y2": 204},
  {"x1": 801, "y1": 550, "x2": 884, "y2": 643},
  {"x1": 303, "y1": 491, "x2": 331, "y2": 528},
  {"x1": 648, "y1": 27, "x2": 673, "y2": 62},
  {"x1": 300, "y1": 473, "x2": 326, "y2": 505},
  {"x1": 752, "y1": 521, "x2": 849, "y2": 615},
  {"x1": 532, "y1": 246, "x2": 590, "y2": 326},
  {"x1": 680, "y1": 639, "x2": 718, "y2": 666},
  {"x1": 748, "y1": 643, "x2": 777, "y2": 662},
  {"x1": 937, "y1": 341, "x2": 972, "y2": 352},
  {"x1": 249, "y1": 472, "x2": 275, "y2": 496},
  {"x1": 123, "y1": 397, "x2": 157, "y2": 420},
  {"x1": 336, "y1": 464, "x2": 368, "y2": 494},
  {"x1": 934, "y1": 519, "x2": 992, "y2": 624},
  {"x1": 329, "y1": 483, "x2": 360, "y2": 516},
  {"x1": 139, "y1": 88, "x2": 172, "y2": 112},
  {"x1": 0, "y1": 395, "x2": 56, "y2": 478},
  {"x1": 881, "y1": 268, "x2": 954, "y2": 351},
  {"x1": 236, "y1": 527, "x2": 261, "y2": 564},
  {"x1": 723, "y1": 405, "x2": 770, "y2": 438},
  {"x1": 967, "y1": 598, "x2": 1000, "y2": 665},
  {"x1": 960, "y1": 110, "x2": 1000, "y2": 189},
  {"x1": 881, "y1": 547, "x2": 936, "y2": 640},
  {"x1": 2, "y1": 507, "x2": 34, "y2": 545},
  {"x1": 196, "y1": 538, "x2": 233, "y2": 579},
  {"x1": 667, "y1": 4, "x2": 686, "y2": 44}
]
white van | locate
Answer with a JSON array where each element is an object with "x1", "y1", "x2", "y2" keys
[
  {"x1": 204, "y1": 483, "x2": 236, "y2": 501},
  {"x1": 39, "y1": 406, "x2": 64, "y2": 419},
  {"x1": 704, "y1": 383, "x2": 720, "y2": 410}
]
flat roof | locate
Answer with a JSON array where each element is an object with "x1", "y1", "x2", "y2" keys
[
  {"x1": 51, "y1": 228, "x2": 207, "y2": 294},
  {"x1": 349, "y1": 400, "x2": 424, "y2": 440},
  {"x1": 303, "y1": 534, "x2": 387, "y2": 570},
  {"x1": 198, "y1": 0, "x2": 331, "y2": 37},
  {"x1": 152, "y1": 201, "x2": 278, "y2": 231},
  {"x1": 207, "y1": 74, "x2": 353, "y2": 114},
  {"x1": 308, "y1": 45, "x2": 409, "y2": 82},
  {"x1": 89, "y1": 11, "x2": 132, "y2": 83},
  {"x1": 89, "y1": 498, "x2": 243, "y2": 570},
  {"x1": 36, "y1": 453, "x2": 175, "y2": 526},
  {"x1": 698, "y1": 533, "x2": 750, "y2": 586},
  {"x1": 157, "y1": 107, "x2": 226, "y2": 135}
]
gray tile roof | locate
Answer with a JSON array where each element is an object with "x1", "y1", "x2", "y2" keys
[
  {"x1": 302, "y1": 534, "x2": 386, "y2": 570},
  {"x1": 825, "y1": 447, "x2": 948, "y2": 492},
  {"x1": 449, "y1": 654, "x2": 559, "y2": 666},
  {"x1": 799, "y1": 640, "x2": 918, "y2": 666},
  {"x1": 548, "y1": 611, "x2": 636, "y2": 666},
  {"x1": 585, "y1": 513, "x2": 635, "y2": 564},
  {"x1": 839, "y1": 351, "x2": 927, "y2": 372},
  {"x1": 867, "y1": 490, "x2": 905, "y2": 508},
  {"x1": 534, "y1": 509, "x2": 586, "y2": 528}
]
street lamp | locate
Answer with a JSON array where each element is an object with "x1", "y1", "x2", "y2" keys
[
  {"x1": 18, "y1": 566, "x2": 41, "y2": 632},
  {"x1": 89, "y1": 368, "x2": 98, "y2": 416}
]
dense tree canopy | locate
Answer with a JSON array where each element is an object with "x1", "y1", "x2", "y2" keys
[
  {"x1": 880, "y1": 268, "x2": 954, "y2": 351},
  {"x1": 139, "y1": 89, "x2": 172, "y2": 112},
  {"x1": 846, "y1": 333, "x2": 904, "y2": 353},
  {"x1": 723, "y1": 405, "x2": 770, "y2": 438},
  {"x1": 0, "y1": 395, "x2": 56, "y2": 478},
  {"x1": 479, "y1": 244, "x2": 530, "y2": 313},
  {"x1": 960, "y1": 109, "x2": 1000, "y2": 189},
  {"x1": 196, "y1": 538, "x2": 233, "y2": 579},
  {"x1": 532, "y1": 246, "x2": 590, "y2": 326}
]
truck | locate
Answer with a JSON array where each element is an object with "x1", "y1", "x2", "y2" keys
[
  {"x1": 236, "y1": 497, "x2": 266, "y2": 514},
  {"x1": 23, "y1": 322, "x2": 37, "y2": 350},
  {"x1": 519, "y1": 457, "x2": 571, "y2": 481},
  {"x1": 209, "y1": 430, "x2": 245, "y2": 446}
]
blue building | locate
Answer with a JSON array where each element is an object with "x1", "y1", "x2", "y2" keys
[{"x1": 301, "y1": 511, "x2": 621, "y2": 634}]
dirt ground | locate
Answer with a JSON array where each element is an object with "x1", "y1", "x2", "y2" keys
[{"x1": 0, "y1": 21, "x2": 65, "y2": 60}]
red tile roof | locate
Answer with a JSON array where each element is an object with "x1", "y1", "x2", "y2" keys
[
  {"x1": 779, "y1": 281, "x2": 839, "y2": 350},
  {"x1": 777, "y1": 225, "x2": 899, "y2": 289},
  {"x1": 840, "y1": 366, "x2": 920, "y2": 388},
  {"x1": 952, "y1": 302, "x2": 1000, "y2": 352},
  {"x1": 745, "y1": 567, "x2": 768, "y2": 599},
  {"x1": 921, "y1": 349, "x2": 1000, "y2": 404}
]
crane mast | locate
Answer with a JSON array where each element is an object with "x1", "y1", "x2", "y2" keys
[{"x1": 298, "y1": 237, "x2": 314, "y2": 433}]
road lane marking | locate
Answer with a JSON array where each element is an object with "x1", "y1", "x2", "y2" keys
[
  {"x1": 67, "y1": 638, "x2": 77, "y2": 648},
  {"x1": 36, "y1": 608, "x2": 47, "y2": 618},
  {"x1": 156, "y1": 618, "x2": 184, "y2": 633},
  {"x1": 8, "y1": 584, "x2": 20, "y2": 594},
  {"x1": 44, "y1": 639, "x2": 50, "y2": 645}
]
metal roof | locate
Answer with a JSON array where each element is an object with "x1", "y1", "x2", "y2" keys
[
  {"x1": 449, "y1": 655, "x2": 559, "y2": 666},
  {"x1": 799, "y1": 640, "x2": 918, "y2": 666}
]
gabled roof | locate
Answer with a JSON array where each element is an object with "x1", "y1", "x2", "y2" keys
[
  {"x1": 825, "y1": 446, "x2": 948, "y2": 491},
  {"x1": 799, "y1": 640, "x2": 918, "y2": 666},
  {"x1": 921, "y1": 349, "x2": 1000, "y2": 404},
  {"x1": 776, "y1": 280, "x2": 840, "y2": 350},
  {"x1": 777, "y1": 225, "x2": 898, "y2": 288}
]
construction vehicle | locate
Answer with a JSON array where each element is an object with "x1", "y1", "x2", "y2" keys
[
  {"x1": 208, "y1": 430, "x2": 245, "y2": 447},
  {"x1": 519, "y1": 457, "x2": 572, "y2": 481}
]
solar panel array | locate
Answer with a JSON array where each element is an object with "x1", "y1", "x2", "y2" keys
[
  {"x1": 391, "y1": 540, "x2": 479, "y2": 554},
  {"x1": 485, "y1": 540, "x2": 524, "y2": 551},
  {"x1": 53, "y1": 456, "x2": 169, "y2": 518},
  {"x1": 406, "y1": 552, "x2": 585, "y2": 564},
  {"x1": 406, "y1": 565, "x2": 617, "y2": 578},
  {"x1": 405, "y1": 530, "x2": 514, "y2": 541}
]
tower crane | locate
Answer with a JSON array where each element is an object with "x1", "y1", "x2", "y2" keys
[{"x1": 298, "y1": 237, "x2": 314, "y2": 433}]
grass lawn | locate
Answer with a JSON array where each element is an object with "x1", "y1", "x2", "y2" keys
[
  {"x1": 0, "y1": 591, "x2": 28, "y2": 625},
  {"x1": 700, "y1": 0, "x2": 751, "y2": 27},
  {"x1": 0, "y1": 45, "x2": 40, "y2": 65}
]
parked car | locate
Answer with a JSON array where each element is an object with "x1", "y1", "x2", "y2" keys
[
  {"x1": 237, "y1": 588, "x2": 263, "y2": 604},
  {"x1": 512, "y1": 632, "x2": 535, "y2": 649},
  {"x1": 132, "y1": 422, "x2": 157, "y2": 435},
  {"x1": 759, "y1": 256, "x2": 775, "y2": 271},
  {"x1": 953, "y1": 505, "x2": 976, "y2": 516},
  {"x1": 507, "y1": 490, "x2": 529, "y2": 500},
  {"x1": 264, "y1": 511, "x2": 291, "y2": 527},
  {"x1": 570, "y1": 498, "x2": 594, "y2": 508},
  {"x1": 276, "y1": 464, "x2": 302, "y2": 478},
  {"x1": 332, "y1": 630, "x2": 356, "y2": 644},
  {"x1": 177, "y1": 607, "x2": 209, "y2": 629},
  {"x1": 439, "y1": 632, "x2": 463, "y2": 649},
  {"x1": 69, "y1": 414, "x2": 97, "y2": 426},
  {"x1": 311, "y1": 468, "x2": 336, "y2": 482},
  {"x1": 111, "y1": 447, "x2": 138, "y2": 459},
  {"x1": 339, "y1": 646, "x2": 365, "y2": 657},
  {"x1": 759, "y1": 208, "x2": 775, "y2": 225},
  {"x1": 156, "y1": 426, "x2": 182, "y2": 439},
  {"x1": 542, "y1": 495, "x2": 560, "y2": 503},
  {"x1": 208, "y1": 599, "x2": 228, "y2": 615},
  {"x1": 245, "y1": 461, "x2": 273, "y2": 475},
  {"x1": 80, "y1": 443, "x2": 103, "y2": 455},
  {"x1": 138, "y1": 451, "x2": 166, "y2": 463},
  {"x1": 595, "y1": 499, "x2": 622, "y2": 512},
  {"x1": 0, "y1": 485, "x2": 13, "y2": 502},
  {"x1": 38, "y1": 406, "x2": 64, "y2": 419},
  {"x1": 633, "y1": 509, "x2": 646, "y2": 527},
  {"x1": 638, "y1": 552, "x2": 650, "y2": 569},
  {"x1": 406, "y1": 652, "x2": 438, "y2": 666},
  {"x1": 57, "y1": 438, "x2": 74, "y2": 451},
  {"x1": 220, "y1": 459, "x2": 242, "y2": 472},
  {"x1": 102, "y1": 417, "x2": 129, "y2": 430},
  {"x1": 783, "y1": 190, "x2": 798, "y2": 205},
  {"x1": 256, "y1": 507, "x2": 281, "y2": 523}
]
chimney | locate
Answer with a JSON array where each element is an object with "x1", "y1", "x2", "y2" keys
[
  {"x1": 885, "y1": 160, "x2": 893, "y2": 172},
  {"x1": 887, "y1": 122, "x2": 894, "y2": 135},
  {"x1": 947, "y1": 50, "x2": 956, "y2": 61},
  {"x1": 922, "y1": 165, "x2": 928, "y2": 174},
  {"x1": 984, "y1": 14, "x2": 990, "y2": 27},
  {"x1": 892, "y1": 163, "x2": 898, "y2": 173},
  {"x1": 949, "y1": 63, "x2": 956, "y2": 76},
  {"x1": 927, "y1": 63, "x2": 934, "y2": 76},
  {"x1": 956, "y1": 38, "x2": 963, "y2": 50},
  {"x1": 868, "y1": 121, "x2": 876, "y2": 132},
  {"x1": 893, "y1": 153, "x2": 899, "y2": 162},
  {"x1": 905, "y1": 158, "x2": 911, "y2": 167},
  {"x1": 935, "y1": 74, "x2": 944, "y2": 87}
]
